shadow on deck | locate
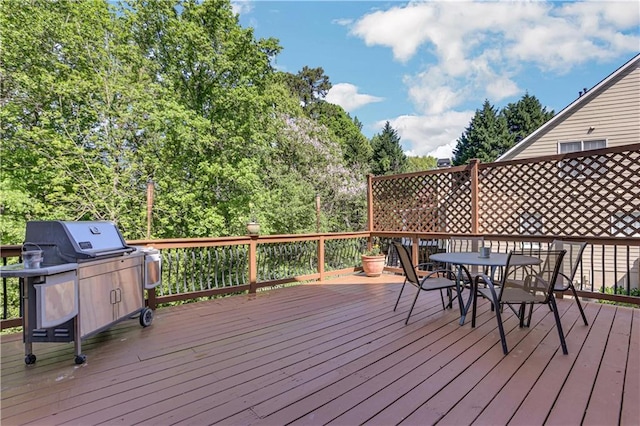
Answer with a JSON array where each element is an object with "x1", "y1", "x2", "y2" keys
[{"x1": 1, "y1": 273, "x2": 638, "y2": 425}]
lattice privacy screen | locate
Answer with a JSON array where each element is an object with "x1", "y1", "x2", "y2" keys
[
  {"x1": 371, "y1": 145, "x2": 640, "y2": 237},
  {"x1": 371, "y1": 170, "x2": 473, "y2": 233}
]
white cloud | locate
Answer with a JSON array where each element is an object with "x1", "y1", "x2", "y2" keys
[
  {"x1": 380, "y1": 110, "x2": 474, "y2": 158},
  {"x1": 325, "y1": 83, "x2": 383, "y2": 112},
  {"x1": 350, "y1": 0, "x2": 639, "y2": 115},
  {"x1": 231, "y1": 1, "x2": 253, "y2": 16}
]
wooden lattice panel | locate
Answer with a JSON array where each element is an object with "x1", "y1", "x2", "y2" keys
[
  {"x1": 371, "y1": 170, "x2": 473, "y2": 233},
  {"x1": 370, "y1": 145, "x2": 640, "y2": 238},
  {"x1": 480, "y1": 148, "x2": 640, "y2": 237}
]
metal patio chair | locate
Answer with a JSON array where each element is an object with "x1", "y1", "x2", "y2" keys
[
  {"x1": 472, "y1": 249, "x2": 568, "y2": 355},
  {"x1": 392, "y1": 241, "x2": 461, "y2": 325},
  {"x1": 549, "y1": 240, "x2": 588, "y2": 325},
  {"x1": 448, "y1": 236, "x2": 489, "y2": 285}
]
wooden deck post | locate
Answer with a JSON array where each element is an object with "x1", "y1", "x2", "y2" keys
[
  {"x1": 412, "y1": 235, "x2": 419, "y2": 267},
  {"x1": 249, "y1": 236, "x2": 258, "y2": 293},
  {"x1": 318, "y1": 235, "x2": 325, "y2": 281},
  {"x1": 367, "y1": 174, "x2": 374, "y2": 234},
  {"x1": 470, "y1": 159, "x2": 480, "y2": 234}
]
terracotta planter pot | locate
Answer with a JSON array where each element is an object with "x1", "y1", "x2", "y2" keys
[{"x1": 361, "y1": 255, "x2": 385, "y2": 277}]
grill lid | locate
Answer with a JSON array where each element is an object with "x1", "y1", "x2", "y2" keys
[{"x1": 25, "y1": 221, "x2": 134, "y2": 261}]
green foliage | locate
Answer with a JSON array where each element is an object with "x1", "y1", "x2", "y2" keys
[
  {"x1": 284, "y1": 66, "x2": 332, "y2": 107},
  {"x1": 503, "y1": 93, "x2": 554, "y2": 144},
  {"x1": 406, "y1": 156, "x2": 438, "y2": 172},
  {"x1": 1, "y1": 0, "x2": 370, "y2": 243},
  {"x1": 599, "y1": 286, "x2": 640, "y2": 308},
  {"x1": 305, "y1": 101, "x2": 373, "y2": 167},
  {"x1": 370, "y1": 121, "x2": 407, "y2": 176},
  {"x1": 453, "y1": 95, "x2": 555, "y2": 166},
  {"x1": 453, "y1": 100, "x2": 512, "y2": 166}
]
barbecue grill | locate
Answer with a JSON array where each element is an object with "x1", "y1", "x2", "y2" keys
[{"x1": 0, "y1": 220, "x2": 161, "y2": 365}]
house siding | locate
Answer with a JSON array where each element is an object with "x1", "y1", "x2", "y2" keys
[{"x1": 505, "y1": 60, "x2": 640, "y2": 161}]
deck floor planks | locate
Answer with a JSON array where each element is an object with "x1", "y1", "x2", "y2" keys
[
  {"x1": 406, "y1": 302, "x2": 575, "y2": 426},
  {"x1": 17, "y1": 284, "x2": 403, "y2": 425},
  {"x1": 1, "y1": 274, "x2": 637, "y2": 426},
  {"x1": 582, "y1": 306, "x2": 633, "y2": 425},
  {"x1": 153, "y1": 291, "x2": 459, "y2": 425},
  {"x1": 256, "y1": 304, "x2": 496, "y2": 425},
  {"x1": 620, "y1": 308, "x2": 640, "y2": 425},
  {"x1": 475, "y1": 300, "x2": 582, "y2": 425},
  {"x1": 331, "y1": 309, "x2": 524, "y2": 426},
  {"x1": 544, "y1": 301, "x2": 616, "y2": 425},
  {"x1": 48, "y1": 282, "x2": 418, "y2": 425},
  {"x1": 12, "y1": 282, "x2": 392, "y2": 422}
]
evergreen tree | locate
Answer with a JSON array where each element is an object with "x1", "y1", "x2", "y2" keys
[
  {"x1": 370, "y1": 122, "x2": 407, "y2": 175},
  {"x1": 503, "y1": 93, "x2": 554, "y2": 144},
  {"x1": 284, "y1": 66, "x2": 332, "y2": 107},
  {"x1": 452, "y1": 100, "x2": 512, "y2": 165}
]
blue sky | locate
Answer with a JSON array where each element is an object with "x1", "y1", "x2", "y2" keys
[{"x1": 233, "y1": 1, "x2": 639, "y2": 159}]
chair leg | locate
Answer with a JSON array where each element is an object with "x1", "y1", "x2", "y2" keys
[
  {"x1": 549, "y1": 296, "x2": 568, "y2": 355},
  {"x1": 406, "y1": 286, "x2": 422, "y2": 325},
  {"x1": 494, "y1": 302, "x2": 509, "y2": 355},
  {"x1": 525, "y1": 303, "x2": 534, "y2": 327},
  {"x1": 394, "y1": 280, "x2": 407, "y2": 312},
  {"x1": 439, "y1": 289, "x2": 446, "y2": 310},
  {"x1": 570, "y1": 285, "x2": 589, "y2": 326},
  {"x1": 518, "y1": 303, "x2": 526, "y2": 328},
  {"x1": 446, "y1": 288, "x2": 454, "y2": 309},
  {"x1": 471, "y1": 284, "x2": 478, "y2": 328}
]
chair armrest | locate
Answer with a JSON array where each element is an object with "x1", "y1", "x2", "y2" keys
[
  {"x1": 420, "y1": 268, "x2": 457, "y2": 281},
  {"x1": 474, "y1": 273, "x2": 501, "y2": 301}
]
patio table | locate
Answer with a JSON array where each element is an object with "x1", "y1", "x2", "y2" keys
[{"x1": 429, "y1": 252, "x2": 541, "y2": 326}]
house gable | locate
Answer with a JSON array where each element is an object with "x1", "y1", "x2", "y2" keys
[{"x1": 498, "y1": 54, "x2": 640, "y2": 161}]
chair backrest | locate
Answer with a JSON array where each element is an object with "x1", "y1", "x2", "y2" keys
[
  {"x1": 449, "y1": 236, "x2": 485, "y2": 276},
  {"x1": 501, "y1": 249, "x2": 566, "y2": 304},
  {"x1": 449, "y1": 236, "x2": 485, "y2": 253},
  {"x1": 392, "y1": 241, "x2": 420, "y2": 286},
  {"x1": 550, "y1": 240, "x2": 587, "y2": 290}
]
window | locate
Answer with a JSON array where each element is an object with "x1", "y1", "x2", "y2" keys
[
  {"x1": 610, "y1": 211, "x2": 640, "y2": 237},
  {"x1": 558, "y1": 139, "x2": 606, "y2": 154},
  {"x1": 558, "y1": 139, "x2": 607, "y2": 179}
]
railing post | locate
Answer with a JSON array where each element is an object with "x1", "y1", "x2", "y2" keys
[
  {"x1": 412, "y1": 234, "x2": 419, "y2": 267},
  {"x1": 367, "y1": 174, "x2": 374, "y2": 233},
  {"x1": 249, "y1": 236, "x2": 258, "y2": 293},
  {"x1": 470, "y1": 158, "x2": 480, "y2": 234},
  {"x1": 318, "y1": 236, "x2": 325, "y2": 281}
]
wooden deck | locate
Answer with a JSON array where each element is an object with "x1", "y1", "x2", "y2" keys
[{"x1": 1, "y1": 274, "x2": 638, "y2": 425}]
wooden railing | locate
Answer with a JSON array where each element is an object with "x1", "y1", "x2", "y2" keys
[
  {"x1": 3, "y1": 231, "x2": 638, "y2": 330},
  {"x1": 1, "y1": 232, "x2": 370, "y2": 329}
]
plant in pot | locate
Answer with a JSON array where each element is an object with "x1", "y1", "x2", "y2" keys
[
  {"x1": 361, "y1": 244, "x2": 386, "y2": 277},
  {"x1": 246, "y1": 219, "x2": 260, "y2": 235},
  {"x1": 246, "y1": 204, "x2": 260, "y2": 236}
]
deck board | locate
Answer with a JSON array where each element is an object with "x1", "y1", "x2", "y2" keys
[{"x1": 1, "y1": 274, "x2": 638, "y2": 426}]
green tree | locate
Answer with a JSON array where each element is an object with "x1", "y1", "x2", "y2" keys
[
  {"x1": 503, "y1": 93, "x2": 554, "y2": 144},
  {"x1": 284, "y1": 66, "x2": 332, "y2": 107},
  {"x1": 0, "y1": 0, "x2": 370, "y2": 243},
  {"x1": 406, "y1": 156, "x2": 438, "y2": 172},
  {"x1": 370, "y1": 121, "x2": 407, "y2": 175},
  {"x1": 305, "y1": 101, "x2": 372, "y2": 167},
  {"x1": 452, "y1": 100, "x2": 512, "y2": 165}
]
